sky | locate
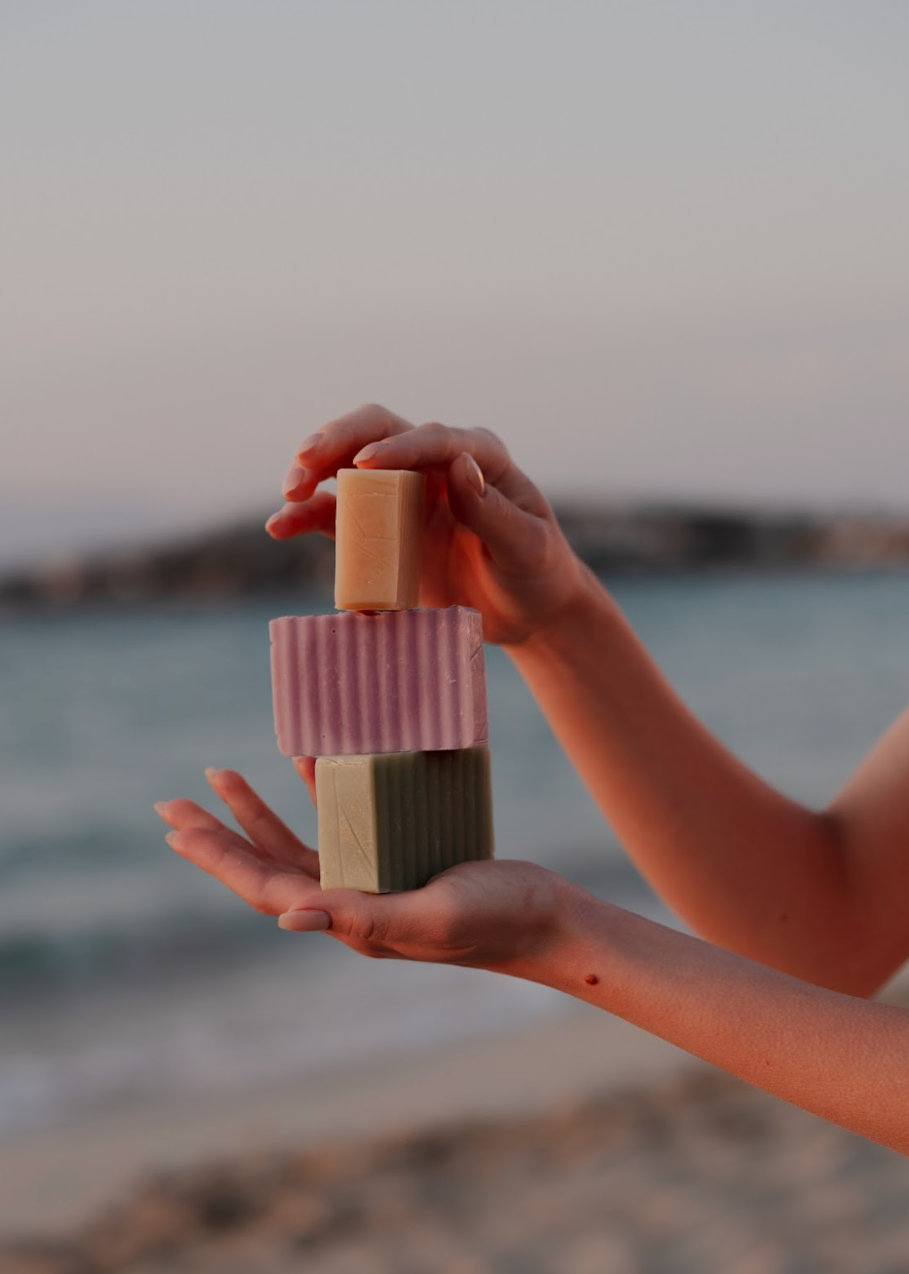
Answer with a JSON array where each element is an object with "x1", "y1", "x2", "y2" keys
[{"x1": 2, "y1": 1, "x2": 908, "y2": 567}]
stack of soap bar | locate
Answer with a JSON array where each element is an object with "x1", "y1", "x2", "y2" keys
[
  {"x1": 335, "y1": 468, "x2": 426, "y2": 611},
  {"x1": 269, "y1": 607, "x2": 488, "y2": 756},
  {"x1": 270, "y1": 466, "x2": 494, "y2": 893},
  {"x1": 316, "y1": 748, "x2": 493, "y2": 892}
]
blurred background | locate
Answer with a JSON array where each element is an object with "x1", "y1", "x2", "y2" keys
[{"x1": 3, "y1": 2, "x2": 909, "y2": 1270}]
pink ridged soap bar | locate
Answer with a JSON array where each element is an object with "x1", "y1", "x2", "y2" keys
[{"x1": 270, "y1": 606, "x2": 488, "y2": 757}]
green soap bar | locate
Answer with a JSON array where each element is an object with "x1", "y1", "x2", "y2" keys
[{"x1": 316, "y1": 748, "x2": 494, "y2": 893}]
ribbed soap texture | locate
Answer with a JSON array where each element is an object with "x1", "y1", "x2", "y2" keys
[
  {"x1": 316, "y1": 748, "x2": 494, "y2": 892},
  {"x1": 270, "y1": 606, "x2": 488, "y2": 757}
]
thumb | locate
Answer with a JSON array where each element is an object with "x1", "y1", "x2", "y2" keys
[
  {"x1": 292, "y1": 756, "x2": 317, "y2": 806},
  {"x1": 278, "y1": 884, "x2": 452, "y2": 948},
  {"x1": 278, "y1": 908, "x2": 330, "y2": 932},
  {"x1": 447, "y1": 452, "x2": 549, "y2": 576}
]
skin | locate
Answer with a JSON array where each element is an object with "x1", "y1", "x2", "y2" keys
[{"x1": 158, "y1": 403, "x2": 909, "y2": 1154}]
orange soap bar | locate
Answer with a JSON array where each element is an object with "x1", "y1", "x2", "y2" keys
[{"x1": 335, "y1": 468, "x2": 426, "y2": 611}]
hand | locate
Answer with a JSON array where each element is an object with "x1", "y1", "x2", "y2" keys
[
  {"x1": 155, "y1": 767, "x2": 570, "y2": 971},
  {"x1": 265, "y1": 403, "x2": 588, "y2": 646}
]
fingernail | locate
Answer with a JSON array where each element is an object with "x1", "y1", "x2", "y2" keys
[
  {"x1": 278, "y1": 910, "x2": 331, "y2": 932},
  {"x1": 462, "y1": 452, "x2": 485, "y2": 495},
  {"x1": 204, "y1": 767, "x2": 220, "y2": 782},
  {"x1": 165, "y1": 831, "x2": 182, "y2": 849},
  {"x1": 282, "y1": 465, "x2": 308, "y2": 498},
  {"x1": 153, "y1": 801, "x2": 169, "y2": 817},
  {"x1": 352, "y1": 441, "x2": 386, "y2": 465},
  {"x1": 296, "y1": 432, "x2": 323, "y2": 457}
]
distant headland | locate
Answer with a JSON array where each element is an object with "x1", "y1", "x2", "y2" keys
[{"x1": 2, "y1": 503, "x2": 908, "y2": 613}]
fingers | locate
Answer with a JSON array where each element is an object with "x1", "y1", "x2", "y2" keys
[
  {"x1": 206, "y1": 768, "x2": 320, "y2": 878},
  {"x1": 446, "y1": 451, "x2": 554, "y2": 577},
  {"x1": 156, "y1": 772, "x2": 321, "y2": 881},
  {"x1": 154, "y1": 798, "x2": 256, "y2": 858},
  {"x1": 272, "y1": 413, "x2": 552, "y2": 563},
  {"x1": 292, "y1": 756, "x2": 318, "y2": 807},
  {"x1": 352, "y1": 421, "x2": 503, "y2": 482},
  {"x1": 280, "y1": 465, "x2": 320, "y2": 502},
  {"x1": 166, "y1": 825, "x2": 315, "y2": 915},
  {"x1": 279, "y1": 878, "x2": 472, "y2": 960},
  {"x1": 282, "y1": 404, "x2": 414, "y2": 497},
  {"x1": 278, "y1": 908, "x2": 331, "y2": 932},
  {"x1": 266, "y1": 491, "x2": 337, "y2": 541},
  {"x1": 352, "y1": 422, "x2": 548, "y2": 510}
]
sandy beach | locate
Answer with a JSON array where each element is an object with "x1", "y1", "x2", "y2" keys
[{"x1": 3, "y1": 993, "x2": 909, "y2": 1274}]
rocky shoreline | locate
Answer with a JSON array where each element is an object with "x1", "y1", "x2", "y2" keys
[
  {"x1": 4, "y1": 1063, "x2": 908, "y2": 1274},
  {"x1": 2, "y1": 503, "x2": 909, "y2": 614}
]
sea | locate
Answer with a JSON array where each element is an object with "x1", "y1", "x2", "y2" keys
[{"x1": 1, "y1": 571, "x2": 908, "y2": 1142}]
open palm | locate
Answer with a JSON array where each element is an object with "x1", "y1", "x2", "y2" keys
[{"x1": 156, "y1": 768, "x2": 567, "y2": 971}]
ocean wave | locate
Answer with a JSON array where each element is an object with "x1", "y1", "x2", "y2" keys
[
  {"x1": 0, "y1": 852, "x2": 657, "y2": 1005},
  {"x1": 0, "y1": 907, "x2": 282, "y2": 1000},
  {"x1": 0, "y1": 825, "x2": 149, "y2": 879}
]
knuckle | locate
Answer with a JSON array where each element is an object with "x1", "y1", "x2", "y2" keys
[
  {"x1": 474, "y1": 425, "x2": 504, "y2": 448},
  {"x1": 348, "y1": 911, "x2": 383, "y2": 946},
  {"x1": 358, "y1": 402, "x2": 391, "y2": 420},
  {"x1": 417, "y1": 420, "x2": 449, "y2": 443},
  {"x1": 323, "y1": 404, "x2": 386, "y2": 435},
  {"x1": 473, "y1": 426, "x2": 509, "y2": 461}
]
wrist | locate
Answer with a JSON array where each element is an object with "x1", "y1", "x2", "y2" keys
[
  {"x1": 503, "y1": 562, "x2": 615, "y2": 663},
  {"x1": 501, "y1": 876, "x2": 624, "y2": 994}
]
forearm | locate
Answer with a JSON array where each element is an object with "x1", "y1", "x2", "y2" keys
[
  {"x1": 506, "y1": 567, "x2": 873, "y2": 992},
  {"x1": 514, "y1": 885, "x2": 909, "y2": 1154}
]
